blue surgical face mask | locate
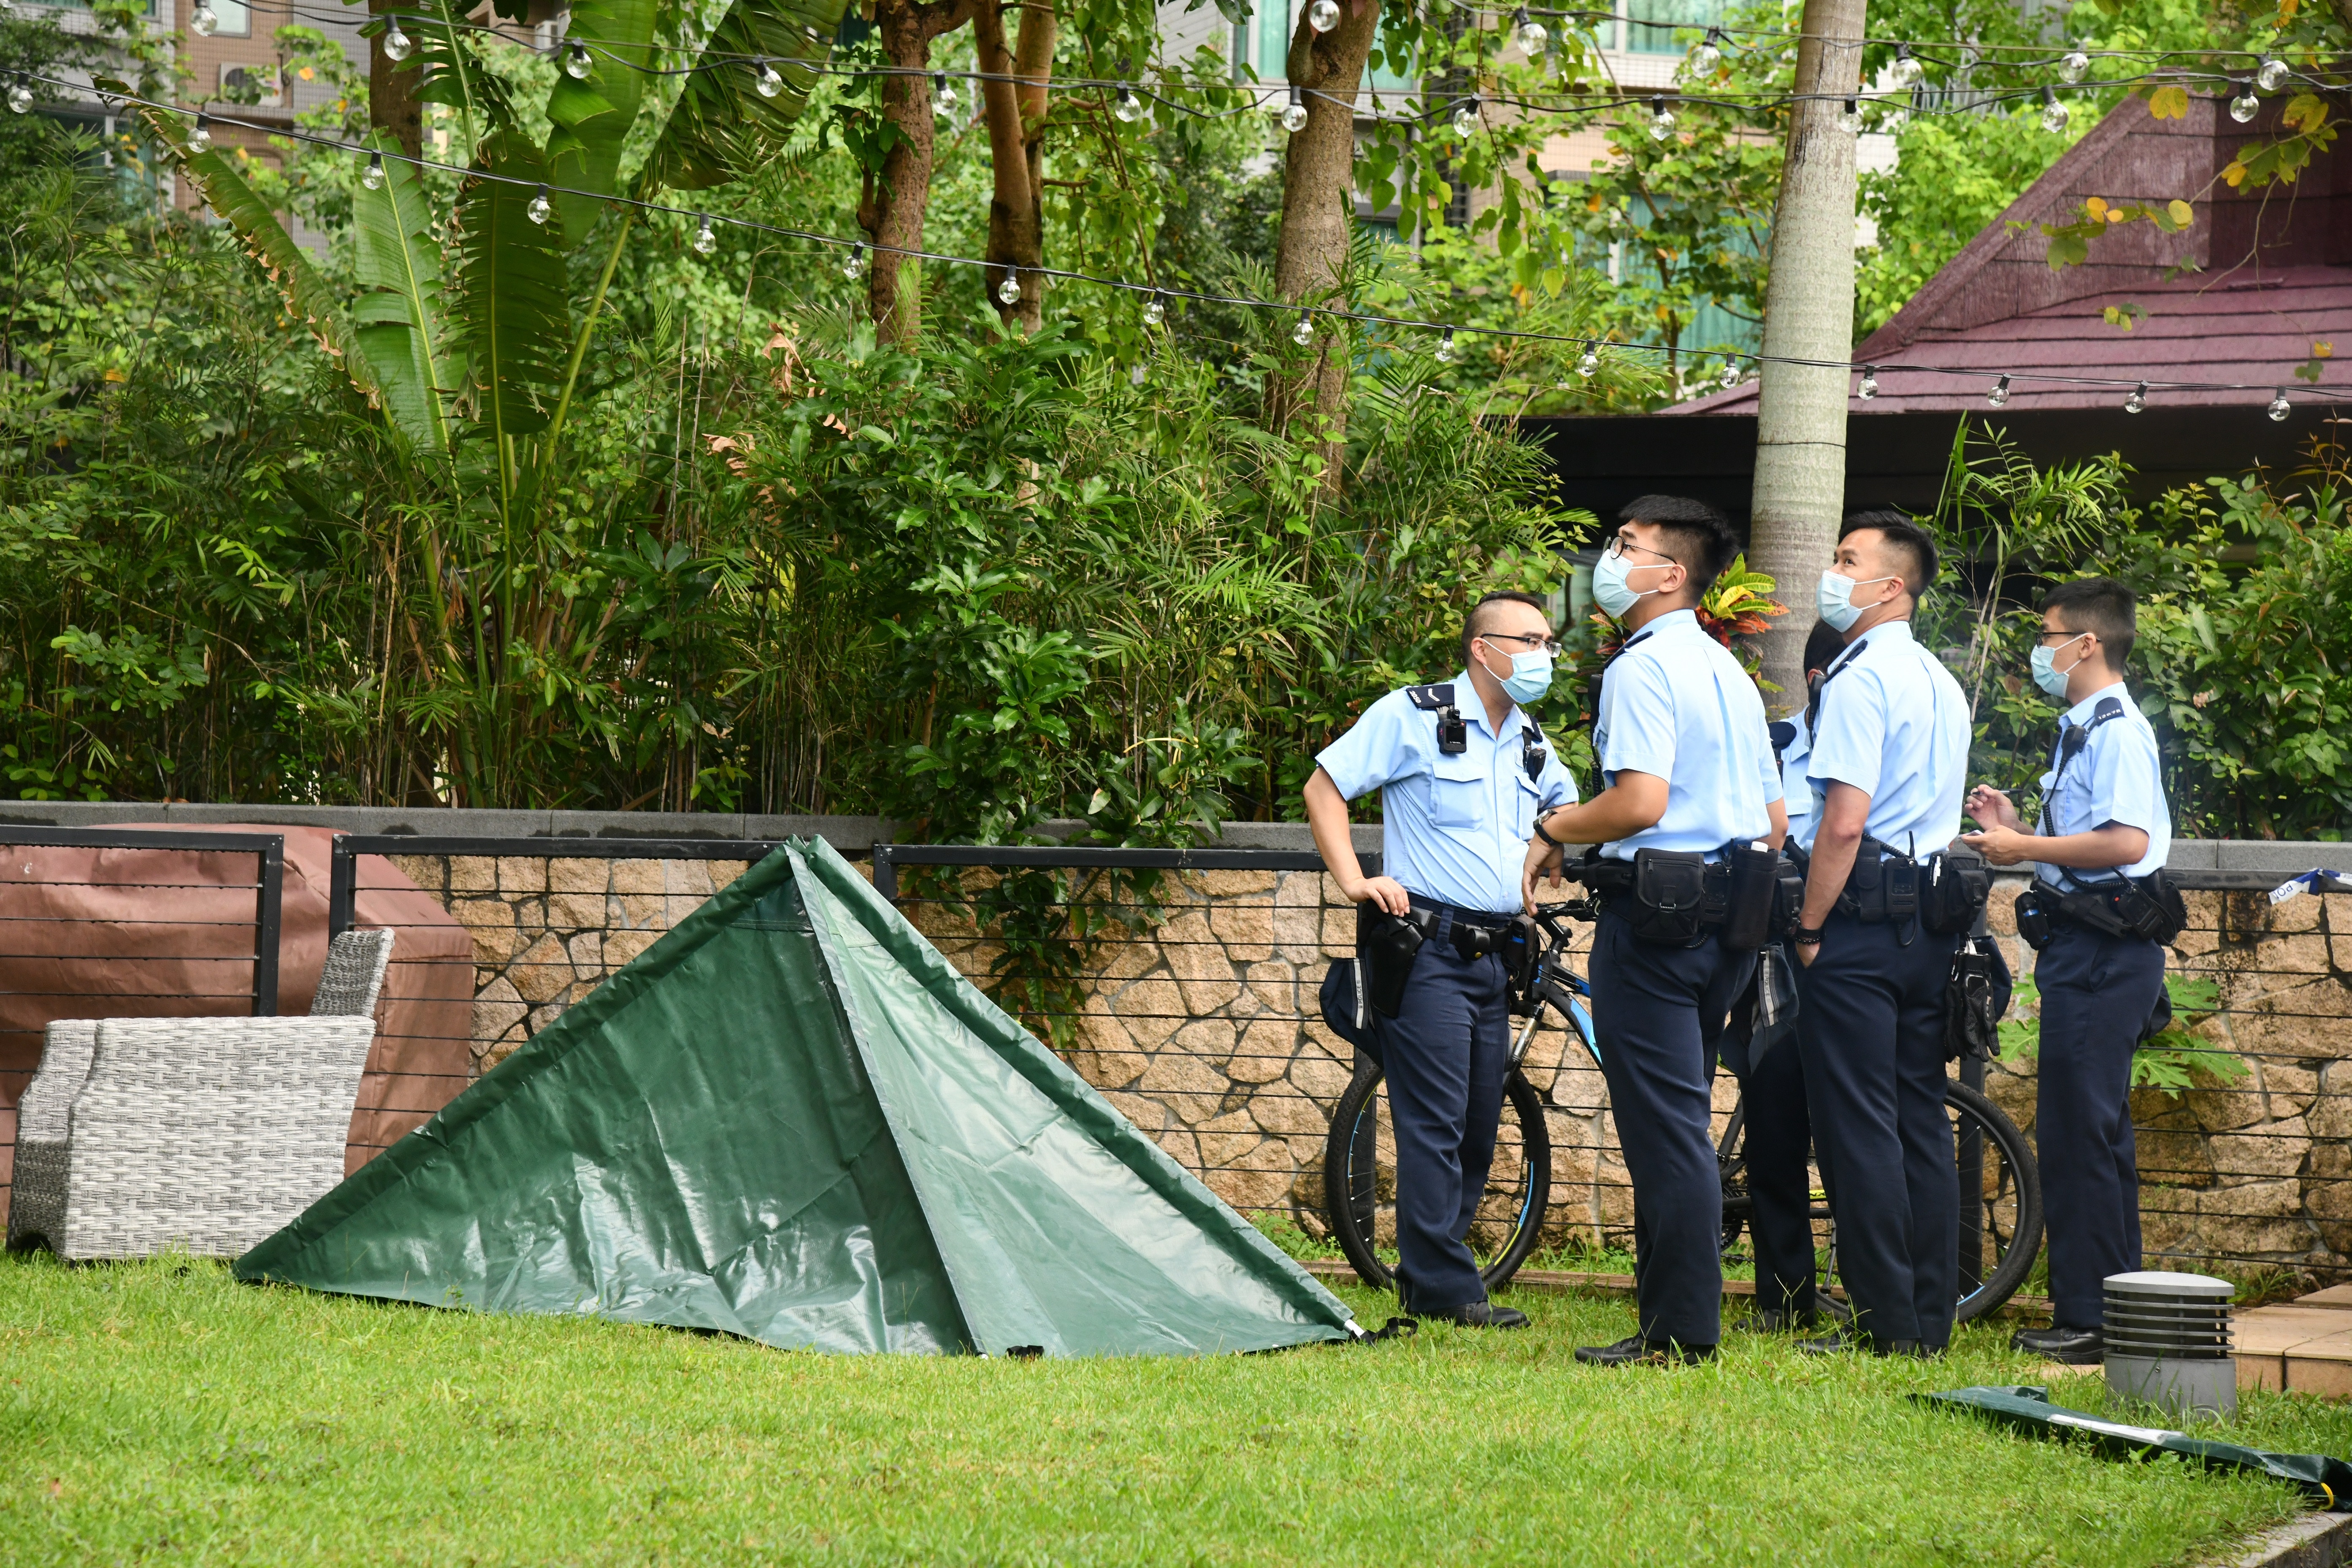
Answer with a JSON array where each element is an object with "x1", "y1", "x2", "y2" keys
[
  {"x1": 1484, "y1": 645, "x2": 1554, "y2": 704},
  {"x1": 1592, "y1": 548, "x2": 1665, "y2": 618},
  {"x1": 2031, "y1": 634, "x2": 2089, "y2": 697},
  {"x1": 1816, "y1": 570, "x2": 1897, "y2": 633}
]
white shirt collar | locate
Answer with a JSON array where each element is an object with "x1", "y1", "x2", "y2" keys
[
  {"x1": 2064, "y1": 680, "x2": 2129, "y2": 726},
  {"x1": 1852, "y1": 616, "x2": 1916, "y2": 650}
]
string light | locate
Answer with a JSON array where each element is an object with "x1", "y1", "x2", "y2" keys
[
  {"x1": 1142, "y1": 292, "x2": 1165, "y2": 328},
  {"x1": 2231, "y1": 80, "x2": 2258, "y2": 122},
  {"x1": 2270, "y1": 389, "x2": 2291, "y2": 422},
  {"x1": 1858, "y1": 365, "x2": 1878, "y2": 400},
  {"x1": 527, "y1": 184, "x2": 552, "y2": 224},
  {"x1": 1717, "y1": 358, "x2": 1741, "y2": 389},
  {"x1": 191, "y1": 1, "x2": 217, "y2": 35},
  {"x1": 363, "y1": 150, "x2": 385, "y2": 189},
  {"x1": 1309, "y1": 0, "x2": 1338, "y2": 32},
  {"x1": 755, "y1": 59, "x2": 783, "y2": 98},
  {"x1": 1435, "y1": 327, "x2": 1457, "y2": 364},
  {"x1": 1513, "y1": 8, "x2": 1547, "y2": 55},
  {"x1": 565, "y1": 42, "x2": 593, "y2": 80},
  {"x1": 1453, "y1": 95, "x2": 1480, "y2": 138},
  {"x1": 1837, "y1": 97, "x2": 1861, "y2": 134},
  {"x1": 842, "y1": 241, "x2": 865, "y2": 278},
  {"x1": 1987, "y1": 374, "x2": 2011, "y2": 406},
  {"x1": 2039, "y1": 86, "x2": 2068, "y2": 134},
  {"x1": 382, "y1": 16, "x2": 411, "y2": 62},
  {"x1": 2258, "y1": 56, "x2": 2290, "y2": 92},
  {"x1": 1686, "y1": 27, "x2": 1722, "y2": 78},
  {"x1": 186, "y1": 114, "x2": 211, "y2": 154},
  {"x1": 1280, "y1": 86, "x2": 1308, "y2": 134},
  {"x1": 1576, "y1": 346, "x2": 1599, "y2": 377},
  {"x1": 692, "y1": 214, "x2": 717, "y2": 254},
  {"x1": 2124, "y1": 380, "x2": 2147, "y2": 413},
  {"x1": 1650, "y1": 95, "x2": 1675, "y2": 141},
  {"x1": 997, "y1": 274, "x2": 1021, "y2": 305},
  {"x1": 2059, "y1": 45, "x2": 2089, "y2": 85},
  {"x1": 933, "y1": 73, "x2": 957, "y2": 116},
  {"x1": 1113, "y1": 84, "x2": 1144, "y2": 123},
  {"x1": 1889, "y1": 43, "x2": 1922, "y2": 89},
  {"x1": 1292, "y1": 311, "x2": 1315, "y2": 347},
  {"x1": 6, "y1": 78, "x2": 28, "y2": 115}
]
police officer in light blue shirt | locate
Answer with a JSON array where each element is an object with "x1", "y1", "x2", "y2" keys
[
  {"x1": 1521, "y1": 496, "x2": 1786, "y2": 1365},
  {"x1": 1306, "y1": 591, "x2": 1577, "y2": 1327},
  {"x1": 1789, "y1": 510, "x2": 1973, "y2": 1357},
  {"x1": 1964, "y1": 578, "x2": 2173, "y2": 1365}
]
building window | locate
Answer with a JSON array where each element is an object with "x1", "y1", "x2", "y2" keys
[
  {"x1": 1622, "y1": 0, "x2": 1720, "y2": 55},
  {"x1": 203, "y1": 0, "x2": 252, "y2": 36}
]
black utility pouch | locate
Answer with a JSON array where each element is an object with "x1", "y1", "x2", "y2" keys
[
  {"x1": 1500, "y1": 915, "x2": 1542, "y2": 1013},
  {"x1": 1356, "y1": 902, "x2": 1432, "y2": 1017},
  {"x1": 1884, "y1": 853, "x2": 1921, "y2": 925},
  {"x1": 1319, "y1": 957, "x2": 1371, "y2": 1053},
  {"x1": 1629, "y1": 848, "x2": 1710, "y2": 946},
  {"x1": 2123, "y1": 869, "x2": 2190, "y2": 944},
  {"x1": 1922, "y1": 846, "x2": 1993, "y2": 936},
  {"x1": 2013, "y1": 886, "x2": 2053, "y2": 951},
  {"x1": 1720, "y1": 839, "x2": 1781, "y2": 953}
]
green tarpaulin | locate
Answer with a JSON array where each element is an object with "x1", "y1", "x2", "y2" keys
[{"x1": 238, "y1": 838, "x2": 1359, "y2": 1357}]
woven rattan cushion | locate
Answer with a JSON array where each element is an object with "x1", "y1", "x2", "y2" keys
[
  {"x1": 6, "y1": 1020, "x2": 99, "y2": 1252},
  {"x1": 309, "y1": 928, "x2": 394, "y2": 1018}
]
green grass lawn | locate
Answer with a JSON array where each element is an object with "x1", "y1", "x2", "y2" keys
[{"x1": 4, "y1": 1255, "x2": 2348, "y2": 1566}]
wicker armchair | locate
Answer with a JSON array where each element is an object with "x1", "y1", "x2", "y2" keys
[{"x1": 7, "y1": 928, "x2": 393, "y2": 1259}]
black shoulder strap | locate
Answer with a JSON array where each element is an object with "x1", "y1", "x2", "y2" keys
[
  {"x1": 1406, "y1": 683, "x2": 1456, "y2": 710},
  {"x1": 2051, "y1": 695, "x2": 2127, "y2": 786},
  {"x1": 1805, "y1": 639, "x2": 1868, "y2": 738},
  {"x1": 1520, "y1": 714, "x2": 1547, "y2": 781}
]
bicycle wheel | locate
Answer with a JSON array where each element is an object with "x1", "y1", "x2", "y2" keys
[
  {"x1": 1949, "y1": 1077, "x2": 2042, "y2": 1324},
  {"x1": 1323, "y1": 1059, "x2": 1552, "y2": 1294}
]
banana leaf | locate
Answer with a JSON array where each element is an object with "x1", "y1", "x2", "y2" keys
[
  {"x1": 349, "y1": 129, "x2": 456, "y2": 454},
  {"x1": 447, "y1": 134, "x2": 574, "y2": 445},
  {"x1": 546, "y1": 0, "x2": 660, "y2": 242},
  {"x1": 649, "y1": 0, "x2": 847, "y2": 190}
]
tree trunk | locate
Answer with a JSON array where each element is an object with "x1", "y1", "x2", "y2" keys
[
  {"x1": 1747, "y1": 0, "x2": 1866, "y2": 712},
  {"x1": 367, "y1": 0, "x2": 424, "y2": 161},
  {"x1": 975, "y1": 0, "x2": 1053, "y2": 332},
  {"x1": 1263, "y1": 0, "x2": 1377, "y2": 484},
  {"x1": 857, "y1": 0, "x2": 977, "y2": 345}
]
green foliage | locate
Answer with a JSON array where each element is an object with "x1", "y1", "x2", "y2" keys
[{"x1": 1996, "y1": 971, "x2": 2249, "y2": 1095}]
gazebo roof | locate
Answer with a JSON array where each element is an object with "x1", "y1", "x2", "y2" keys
[{"x1": 1669, "y1": 92, "x2": 2352, "y2": 415}]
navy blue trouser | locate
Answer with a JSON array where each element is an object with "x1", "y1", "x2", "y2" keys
[
  {"x1": 1370, "y1": 911, "x2": 1510, "y2": 1313},
  {"x1": 2035, "y1": 922, "x2": 2165, "y2": 1329},
  {"x1": 1795, "y1": 912, "x2": 1960, "y2": 1348},
  {"x1": 1588, "y1": 908, "x2": 1755, "y2": 1348},
  {"x1": 1736, "y1": 1029, "x2": 1819, "y2": 1320}
]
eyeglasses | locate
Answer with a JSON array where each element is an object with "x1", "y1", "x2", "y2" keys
[
  {"x1": 1479, "y1": 630, "x2": 1563, "y2": 655},
  {"x1": 1604, "y1": 536, "x2": 1678, "y2": 566},
  {"x1": 2033, "y1": 629, "x2": 2093, "y2": 643}
]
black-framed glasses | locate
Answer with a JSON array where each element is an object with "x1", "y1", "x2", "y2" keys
[
  {"x1": 1479, "y1": 630, "x2": 1563, "y2": 655},
  {"x1": 1604, "y1": 536, "x2": 1678, "y2": 565},
  {"x1": 2034, "y1": 628, "x2": 2093, "y2": 643}
]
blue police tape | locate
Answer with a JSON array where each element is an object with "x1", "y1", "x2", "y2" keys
[
  {"x1": 1921, "y1": 1385, "x2": 2352, "y2": 1506},
  {"x1": 2271, "y1": 869, "x2": 2349, "y2": 906}
]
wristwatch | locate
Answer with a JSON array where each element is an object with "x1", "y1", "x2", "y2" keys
[
  {"x1": 1792, "y1": 924, "x2": 1826, "y2": 947},
  {"x1": 1532, "y1": 816, "x2": 1565, "y2": 850}
]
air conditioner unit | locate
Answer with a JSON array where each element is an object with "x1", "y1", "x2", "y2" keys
[{"x1": 218, "y1": 63, "x2": 283, "y2": 108}]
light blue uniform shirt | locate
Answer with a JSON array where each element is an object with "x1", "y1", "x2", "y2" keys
[
  {"x1": 1316, "y1": 671, "x2": 1578, "y2": 914},
  {"x1": 2036, "y1": 680, "x2": 2172, "y2": 884},
  {"x1": 1592, "y1": 609, "x2": 1781, "y2": 861},
  {"x1": 1800, "y1": 619, "x2": 1970, "y2": 854}
]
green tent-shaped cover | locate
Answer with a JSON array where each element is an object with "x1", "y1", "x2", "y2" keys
[{"x1": 238, "y1": 838, "x2": 1360, "y2": 1356}]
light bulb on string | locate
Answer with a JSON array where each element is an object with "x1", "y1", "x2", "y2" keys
[
  {"x1": 382, "y1": 16, "x2": 411, "y2": 61},
  {"x1": 564, "y1": 42, "x2": 592, "y2": 79},
  {"x1": 1142, "y1": 292, "x2": 1165, "y2": 328},
  {"x1": 1293, "y1": 312, "x2": 1316, "y2": 347},
  {"x1": 1718, "y1": 358, "x2": 1741, "y2": 389},
  {"x1": 2258, "y1": 56, "x2": 2290, "y2": 92},
  {"x1": 2231, "y1": 81, "x2": 2258, "y2": 122},
  {"x1": 2059, "y1": 45, "x2": 2088, "y2": 85},
  {"x1": 8, "y1": 78, "x2": 31, "y2": 115},
  {"x1": 1858, "y1": 365, "x2": 1878, "y2": 400},
  {"x1": 1453, "y1": 95, "x2": 1480, "y2": 138},
  {"x1": 2269, "y1": 389, "x2": 2291, "y2": 422},
  {"x1": 2124, "y1": 381, "x2": 2146, "y2": 414},
  {"x1": 1309, "y1": 0, "x2": 1339, "y2": 32},
  {"x1": 186, "y1": 114, "x2": 211, "y2": 154},
  {"x1": 1889, "y1": 43, "x2": 1922, "y2": 89},
  {"x1": 690, "y1": 215, "x2": 717, "y2": 255},
  {"x1": 1686, "y1": 26, "x2": 1721, "y2": 78},
  {"x1": 1281, "y1": 86, "x2": 1309, "y2": 134},
  {"x1": 1114, "y1": 84, "x2": 1145, "y2": 123},
  {"x1": 2039, "y1": 86, "x2": 2068, "y2": 135},
  {"x1": 933, "y1": 73, "x2": 957, "y2": 116},
  {"x1": 363, "y1": 151, "x2": 385, "y2": 189},
  {"x1": 842, "y1": 242, "x2": 866, "y2": 279},
  {"x1": 998, "y1": 274, "x2": 1022, "y2": 305},
  {"x1": 755, "y1": 59, "x2": 783, "y2": 98},
  {"x1": 1650, "y1": 95, "x2": 1675, "y2": 142},
  {"x1": 1987, "y1": 374, "x2": 2010, "y2": 407},
  {"x1": 1513, "y1": 8, "x2": 1546, "y2": 55},
  {"x1": 1434, "y1": 327, "x2": 1457, "y2": 365},
  {"x1": 191, "y1": 1, "x2": 217, "y2": 34},
  {"x1": 1577, "y1": 346, "x2": 1600, "y2": 378},
  {"x1": 526, "y1": 184, "x2": 552, "y2": 225},
  {"x1": 1837, "y1": 97, "x2": 1861, "y2": 134}
]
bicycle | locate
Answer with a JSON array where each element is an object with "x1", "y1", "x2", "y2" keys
[{"x1": 1321, "y1": 894, "x2": 2045, "y2": 1324}]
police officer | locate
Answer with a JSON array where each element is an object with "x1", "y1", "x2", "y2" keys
[
  {"x1": 1733, "y1": 617, "x2": 1849, "y2": 1332},
  {"x1": 1305, "y1": 590, "x2": 1578, "y2": 1327},
  {"x1": 1962, "y1": 578, "x2": 2172, "y2": 1365},
  {"x1": 1520, "y1": 496, "x2": 1786, "y2": 1365},
  {"x1": 1789, "y1": 510, "x2": 1972, "y2": 1357}
]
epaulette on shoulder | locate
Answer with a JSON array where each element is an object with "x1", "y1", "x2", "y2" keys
[
  {"x1": 2092, "y1": 695, "x2": 2125, "y2": 722},
  {"x1": 1405, "y1": 684, "x2": 1457, "y2": 711}
]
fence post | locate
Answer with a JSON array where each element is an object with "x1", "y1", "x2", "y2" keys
[
  {"x1": 252, "y1": 835, "x2": 284, "y2": 1016},
  {"x1": 871, "y1": 843, "x2": 896, "y2": 903},
  {"x1": 327, "y1": 834, "x2": 357, "y2": 940}
]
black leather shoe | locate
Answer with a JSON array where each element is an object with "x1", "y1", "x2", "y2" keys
[
  {"x1": 1420, "y1": 1300, "x2": 1529, "y2": 1329},
  {"x1": 1575, "y1": 1333, "x2": 1716, "y2": 1366},
  {"x1": 1797, "y1": 1328, "x2": 1932, "y2": 1359},
  {"x1": 2012, "y1": 1325, "x2": 2103, "y2": 1364}
]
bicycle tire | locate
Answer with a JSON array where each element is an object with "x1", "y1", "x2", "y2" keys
[
  {"x1": 1948, "y1": 1076, "x2": 2042, "y2": 1324},
  {"x1": 1323, "y1": 1060, "x2": 1553, "y2": 1294}
]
